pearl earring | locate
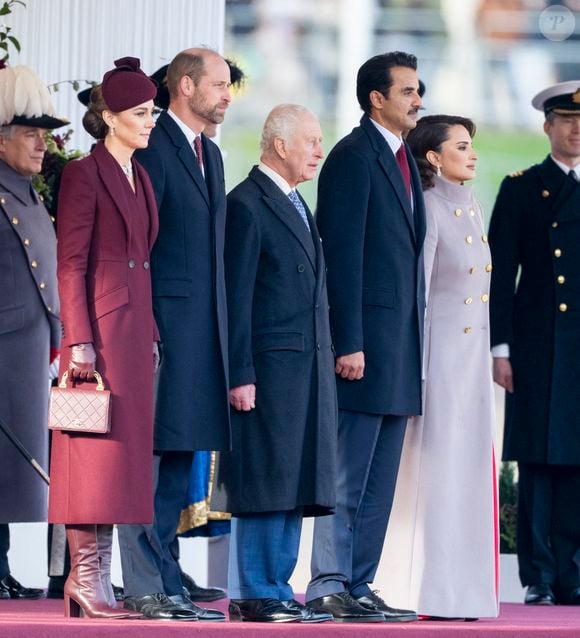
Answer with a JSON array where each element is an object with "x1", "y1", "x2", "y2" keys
[{"x1": 437, "y1": 165, "x2": 442, "y2": 177}]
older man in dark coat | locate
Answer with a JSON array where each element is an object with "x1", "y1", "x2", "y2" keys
[
  {"x1": 490, "y1": 80, "x2": 580, "y2": 606},
  {"x1": 0, "y1": 64, "x2": 67, "y2": 599},
  {"x1": 117, "y1": 48, "x2": 231, "y2": 622},
  {"x1": 219, "y1": 104, "x2": 337, "y2": 624}
]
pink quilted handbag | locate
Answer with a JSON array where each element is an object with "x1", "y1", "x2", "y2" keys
[{"x1": 49, "y1": 370, "x2": 111, "y2": 434}]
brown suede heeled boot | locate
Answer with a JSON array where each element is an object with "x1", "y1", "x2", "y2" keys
[
  {"x1": 96, "y1": 524, "x2": 142, "y2": 618},
  {"x1": 64, "y1": 525, "x2": 135, "y2": 619}
]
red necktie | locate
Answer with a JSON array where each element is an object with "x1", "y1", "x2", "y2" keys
[
  {"x1": 396, "y1": 143, "x2": 412, "y2": 201},
  {"x1": 193, "y1": 135, "x2": 204, "y2": 175}
]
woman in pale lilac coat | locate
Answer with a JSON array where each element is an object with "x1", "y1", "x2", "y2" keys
[{"x1": 382, "y1": 115, "x2": 499, "y2": 620}]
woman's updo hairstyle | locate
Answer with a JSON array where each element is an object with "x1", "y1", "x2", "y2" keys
[
  {"x1": 82, "y1": 84, "x2": 109, "y2": 140},
  {"x1": 406, "y1": 114, "x2": 476, "y2": 191}
]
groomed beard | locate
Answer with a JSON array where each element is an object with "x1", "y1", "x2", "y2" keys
[{"x1": 188, "y1": 92, "x2": 225, "y2": 125}]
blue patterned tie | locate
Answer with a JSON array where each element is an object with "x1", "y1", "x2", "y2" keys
[{"x1": 288, "y1": 190, "x2": 311, "y2": 232}]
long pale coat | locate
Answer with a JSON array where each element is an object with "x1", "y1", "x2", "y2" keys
[
  {"x1": 382, "y1": 176, "x2": 499, "y2": 618},
  {"x1": 48, "y1": 142, "x2": 159, "y2": 524},
  {"x1": 0, "y1": 160, "x2": 60, "y2": 522}
]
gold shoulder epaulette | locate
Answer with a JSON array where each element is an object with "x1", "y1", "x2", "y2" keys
[{"x1": 509, "y1": 169, "x2": 526, "y2": 177}]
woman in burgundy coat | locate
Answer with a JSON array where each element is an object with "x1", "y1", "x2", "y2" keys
[{"x1": 48, "y1": 58, "x2": 159, "y2": 619}]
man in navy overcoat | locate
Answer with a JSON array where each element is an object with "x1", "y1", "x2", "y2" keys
[
  {"x1": 306, "y1": 51, "x2": 426, "y2": 623},
  {"x1": 117, "y1": 48, "x2": 231, "y2": 622}
]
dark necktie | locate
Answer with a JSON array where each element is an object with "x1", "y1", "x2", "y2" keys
[
  {"x1": 569, "y1": 169, "x2": 579, "y2": 182},
  {"x1": 193, "y1": 135, "x2": 204, "y2": 176},
  {"x1": 396, "y1": 143, "x2": 412, "y2": 201},
  {"x1": 288, "y1": 190, "x2": 311, "y2": 232}
]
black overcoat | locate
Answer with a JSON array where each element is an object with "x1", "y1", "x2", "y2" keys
[
  {"x1": 218, "y1": 167, "x2": 337, "y2": 517},
  {"x1": 316, "y1": 115, "x2": 426, "y2": 416},
  {"x1": 136, "y1": 112, "x2": 230, "y2": 452},
  {"x1": 489, "y1": 156, "x2": 580, "y2": 465}
]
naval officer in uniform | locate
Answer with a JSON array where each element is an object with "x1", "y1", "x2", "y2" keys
[
  {"x1": 0, "y1": 64, "x2": 67, "y2": 599},
  {"x1": 489, "y1": 80, "x2": 580, "y2": 606}
]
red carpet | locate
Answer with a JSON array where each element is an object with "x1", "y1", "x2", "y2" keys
[{"x1": 1, "y1": 599, "x2": 580, "y2": 637}]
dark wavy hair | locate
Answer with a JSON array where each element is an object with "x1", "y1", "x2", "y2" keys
[
  {"x1": 407, "y1": 114, "x2": 476, "y2": 191},
  {"x1": 356, "y1": 51, "x2": 417, "y2": 115}
]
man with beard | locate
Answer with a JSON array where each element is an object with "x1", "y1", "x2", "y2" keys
[
  {"x1": 117, "y1": 48, "x2": 231, "y2": 622},
  {"x1": 305, "y1": 51, "x2": 425, "y2": 622}
]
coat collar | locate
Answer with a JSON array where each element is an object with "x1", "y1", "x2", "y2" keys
[
  {"x1": 538, "y1": 155, "x2": 579, "y2": 221},
  {"x1": 249, "y1": 165, "x2": 317, "y2": 270},
  {"x1": 134, "y1": 161, "x2": 159, "y2": 250},
  {"x1": 0, "y1": 159, "x2": 37, "y2": 206},
  {"x1": 360, "y1": 114, "x2": 416, "y2": 240},
  {"x1": 157, "y1": 111, "x2": 210, "y2": 208},
  {"x1": 91, "y1": 141, "x2": 135, "y2": 246}
]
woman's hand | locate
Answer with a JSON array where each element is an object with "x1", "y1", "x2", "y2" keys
[{"x1": 69, "y1": 343, "x2": 96, "y2": 380}]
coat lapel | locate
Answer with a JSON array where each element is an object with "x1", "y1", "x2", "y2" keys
[
  {"x1": 158, "y1": 111, "x2": 210, "y2": 208},
  {"x1": 92, "y1": 141, "x2": 133, "y2": 249},
  {"x1": 539, "y1": 156, "x2": 580, "y2": 222},
  {"x1": 249, "y1": 166, "x2": 316, "y2": 270},
  {"x1": 135, "y1": 161, "x2": 159, "y2": 250},
  {"x1": 361, "y1": 116, "x2": 416, "y2": 242}
]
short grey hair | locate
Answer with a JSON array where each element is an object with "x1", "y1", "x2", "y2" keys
[
  {"x1": 0, "y1": 125, "x2": 14, "y2": 139},
  {"x1": 260, "y1": 104, "x2": 315, "y2": 153}
]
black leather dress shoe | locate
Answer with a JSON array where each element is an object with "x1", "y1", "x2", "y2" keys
[
  {"x1": 229, "y1": 598, "x2": 302, "y2": 622},
  {"x1": 281, "y1": 599, "x2": 333, "y2": 623},
  {"x1": 169, "y1": 593, "x2": 225, "y2": 621},
  {"x1": 558, "y1": 586, "x2": 580, "y2": 605},
  {"x1": 123, "y1": 593, "x2": 198, "y2": 620},
  {"x1": 524, "y1": 584, "x2": 555, "y2": 605},
  {"x1": 181, "y1": 571, "x2": 227, "y2": 602},
  {"x1": 307, "y1": 592, "x2": 385, "y2": 623},
  {"x1": 0, "y1": 575, "x2": 45, "y2": 600},
  {"x1": 356, "y1": 590, "x2": 417, "y2": 622}
]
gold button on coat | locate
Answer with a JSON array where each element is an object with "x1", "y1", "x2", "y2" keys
[
  {"x1": 0, "y1": 197, "x2": 5, "y2": 204},
  {"x1": 454, "y1": 208, "x2": 462, "y2": 217},
  {"x1": 542, "y1": 190, "x2": 550, "y2": 198},
  {"x1": 466, "y1": 235, "x2": 473, "y2": 244},
  {"x1": 554, "y1": 248, "x2": 562, "y2": 257},
  {"x1": 469, "y1": 266, "x2": 476, "y2": 274},
  {"x1": 559, "y1": 303, "x2": 568, "y2": 312},
  {"x1": 31, "y1": 260, "x2": 38, "y2": 268},
  {"x1": 557, "y1": 275, "x2": 565, "y2": 284},
  {"x1": 465, "y1": 297, "x2": 473, "y2": 305},
  {"x1": 464, "y1": 327, "x2": 472, "y2": 334},
  {"x1": 11, "y1": 217, "x2": 18, "y2": 225},
  {"x1": 485, "y1": 264, "x2": 492, "y2": 272},
  {"x1": 23, "y1": 238, "x2": 30, "y2": 246},
  {"x1": 552, "y1": 222, "x2": 558, "y2": 228},
  {"x1": 469, "y1": 208, "x2": 475, "y2": 216},
  {"x1": 481, "y1": 234, "x2": 488, "y2": 243},
  {"x1": 39, "y1": 282, "x2": 46, "y2": 289},
  {"x1": 481, "y1": 294, "x2": 489, "y2": 303}
]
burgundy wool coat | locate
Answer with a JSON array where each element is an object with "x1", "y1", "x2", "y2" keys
[{"x1": 48, "y1": 141, "x2": 159, "y2": 524}]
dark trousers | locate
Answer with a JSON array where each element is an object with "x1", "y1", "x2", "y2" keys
[
  {"x1": 518, "y1": 463, "x2": 580, "y2": 592},
  {"x1": 307, "y1": 410, "x2": 407, "y2": 601},
  {"x1": 228, "y1": 509, "x2": 303, "y2": 600},
  {"x1": 118, "y1": 451, "x2": 193, "y2": 597},
  {"x1": 0, "y1": 524, "x2": 9, "y2": 579}
]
